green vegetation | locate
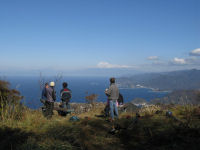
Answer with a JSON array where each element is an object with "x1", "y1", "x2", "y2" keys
[
  {"x1": 1, "y1": 80, "x2": 200, "y2": 150},
  {"x1": 1, "y1": 105, "x2": 200, "y2": 150},
  {"x1": 151, "y1": 90, "x2": 200, "y2": 105},
  {"x1": 131, "y1": 98, "x2": 147, "y2": 104}
]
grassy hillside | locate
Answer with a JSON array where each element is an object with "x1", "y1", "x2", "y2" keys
[
  {"x1": 0, "y1": 79, "x2": 200, "y2": 150},
  {"x1": 0, "y1": 104, "x2": 200, "y2": 150}
]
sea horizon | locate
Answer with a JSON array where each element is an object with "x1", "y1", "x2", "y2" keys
[{"x1": 4, "y1": 76, "x2": 169, "y2": 109}]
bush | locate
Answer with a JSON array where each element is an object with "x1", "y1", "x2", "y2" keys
[
  {"x1": 0, "y1": 80, "x2": 24, "y2": 121},
  {"x1": 85, "y1": 94, "x2": 98, "y2": 106}
]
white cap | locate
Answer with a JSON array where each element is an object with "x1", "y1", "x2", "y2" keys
[{"x1": 49, "y1": 81, "x2": 55, "y2": 87}]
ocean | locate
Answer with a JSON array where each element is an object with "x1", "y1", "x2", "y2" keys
[{"x1": 5, "y1": 76, "x2": 168, "y2": 109}]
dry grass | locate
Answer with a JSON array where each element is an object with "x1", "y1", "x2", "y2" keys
[{"x1": 0, "y1": 104, "x2": 200, "y2": 150}]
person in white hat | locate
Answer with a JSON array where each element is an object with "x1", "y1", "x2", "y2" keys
[
  {"x1": 44, "y1": 81, "x2": 56, "y2": 119},
  {"x1": 49, "y1": 81, "x2": 56, "y2": 101},
  {"x1": 49, "y1": 81, "x2": 55, "y2": 87}
]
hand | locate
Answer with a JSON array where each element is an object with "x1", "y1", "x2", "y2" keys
[{"x1": 105, "y1": 88, "x2": 108, "y2": 93}]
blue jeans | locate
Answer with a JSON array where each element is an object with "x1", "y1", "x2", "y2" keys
[
  {"x1": 62, "y1": 101, "x2": 70, "y2": 109},
  {"x1": 109, "y1": 100, "x2": 118, "y2": 120}
]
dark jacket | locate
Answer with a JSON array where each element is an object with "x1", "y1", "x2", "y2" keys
[
  {"x1": 118, "y1": 93, "x2": 124, "y2": 105},
  {"x1": 60, "y1": 88, "x2": 71, "y2": 102},
  {"x1": 41, "y1": 87, "x2": 47, "y2": 100},
  {"x1": 46, "y1": 87, "x2": 56, "y2": 102}
]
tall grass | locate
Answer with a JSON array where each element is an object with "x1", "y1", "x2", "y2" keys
[
  {"x1": 0, "y1": 102, "x2": 200, "y2": 150},
  {"x1": 0, "y1": 99, "x2": 24, "y2": 124}
]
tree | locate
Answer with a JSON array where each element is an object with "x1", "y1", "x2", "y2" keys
[
  {"x1": 0, "y1": 80, "x2": 22, "y2": 105},
  {"x1": 0, "y1": 80, "x2": 23, "y2": 120},
  {"x1": 85, "y1": 93, "x2": 98, "y2": 106}
]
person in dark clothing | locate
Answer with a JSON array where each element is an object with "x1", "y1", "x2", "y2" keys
[
  {"x1": 44, "y1": 81, "x2": 56, "y2": 119},
  {"x1": 41, "y1": 83, "x2": 48, "y2": 102},
  {"x1": 60, "y1": 82, "x2": 71, "y2": 109},
  {"x1": 117, "y1": 93, "x2": 124, "y2": 106},
  {"x1": 40, "y1": 83, "x2": 49, "y2": 117}
]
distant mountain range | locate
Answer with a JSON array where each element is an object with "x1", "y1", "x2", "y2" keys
[
  {"x1": 128, "y1": 90, "x2": 200, "y2": 105},
  {"x1": 150, "y1": 90, "x2": 200, "y2": 105},
  {"x1": 117, "y1": 69, "x2": 200, "y2": 91}
]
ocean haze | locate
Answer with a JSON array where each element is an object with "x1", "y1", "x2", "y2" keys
[{"x1": 0, "y1": 68, "x2": 144, "y2": 77}]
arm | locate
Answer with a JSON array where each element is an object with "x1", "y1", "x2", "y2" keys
[
  {"x1": 105, "y1": 85, "x2": 112, "y2": 96},
  {"x1": 41, "y1": 88, "x2": 46, "y2": 99}
]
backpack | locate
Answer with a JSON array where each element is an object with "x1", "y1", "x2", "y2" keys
[
  {"x1": 117, "y1": 93, "x2": 124, "y2": 105},
  {"x1": 61, "y1": 88, "x2": 71, "y2": 101},
  {"x1": 69, "y1": 116, "x2": 80, "y2": 122}
]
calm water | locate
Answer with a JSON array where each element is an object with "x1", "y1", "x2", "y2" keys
[{"x1": 5, "y1": 76, "x2": 168, "y2": 109}]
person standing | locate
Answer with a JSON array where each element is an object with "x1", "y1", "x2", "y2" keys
[
  {"x1": 40, "y1": 83, "x2": 49, "y2": 117},
  {"x1": 60, "y1": 82, "x2": 71, "y2": 109},
  {"x1": 45, "y1": 81, "x2": 56, "y2": 119},
  {"x1": 105, "y1": 77, "x2": 119, "y2": 122},
  {"x1": 41, "y1": 83, "x2": 48, "y2": 102}
]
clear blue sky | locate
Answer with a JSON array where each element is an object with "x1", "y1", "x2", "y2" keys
[{"x1": 0, "y1": 0, "x2": 199, "y2": 76}]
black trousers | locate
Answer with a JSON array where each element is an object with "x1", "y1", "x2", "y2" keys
[{"x1": 45, "y1": 101, "x2": 54, "y2": 119}]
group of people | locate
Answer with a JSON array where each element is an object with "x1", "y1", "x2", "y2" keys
[
  {"x1": 40, "y1": 77, "x2": 122, "y2": 125},
  {"x1": 41, "y1": 81, "x2": 71, "y2": 119}
]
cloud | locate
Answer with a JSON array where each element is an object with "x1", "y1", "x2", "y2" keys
[
  {"x1": 97, "y1": 62, "x2": 133, "y2": 69},
  {"x1": 189, "y1": 48, "x2": 200, "y2": 56},
  {"x1": 171, "y1": 57, "x2": 186, "y2": 65},
  {"x1": 147, "y1": 56, "x2": 159, "y2": 60}
]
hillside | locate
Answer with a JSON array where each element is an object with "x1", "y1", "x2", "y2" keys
[
  {"x1": 117, "y1": 69, "x2": 200, "y2": 90},
  {"x1": 150, "y1": 90, "x2": 200, "y2": 105},
  {"x1": 1, "y1": 79, "x2": 200, "y2": 150},
  {"x1": 1, "y1": 103, "x2": 200, "y2": 150}
]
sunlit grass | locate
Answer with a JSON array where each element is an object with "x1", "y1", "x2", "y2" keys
[{"x1": 0, "y1": 104, "x2": 200, "y2": 150}]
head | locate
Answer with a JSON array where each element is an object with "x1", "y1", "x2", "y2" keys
[
  {"x1": 110, "y1": 77, "x2": 115, "y2": 84},
  {"x1": 49, "y1": 81, "x2": 55, "y2": 87},
  {"x1": 62, "y1": 82, "x2": 68, "y2": 88},
  {"x1": 45, "y1": 83, "x2": 49, "y2": 88}
]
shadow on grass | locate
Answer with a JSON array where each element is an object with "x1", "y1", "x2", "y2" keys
[
  {"x1": 118, "y1": 118, "x2": 200, "y2": 150},
  {"x1": 43, "y1": 118, "x2": 122, "y2": 150},
  {"x1": 0, "y1": 126, "x2": 33, "y2": 150},
  {"x1": 1, "y1": 116, "x2": 199, "y2": 150}
]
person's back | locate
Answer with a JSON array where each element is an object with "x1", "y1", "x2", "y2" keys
[
  {"x1": 105, "y1": 77, "x2": 120, "y2": 132},
  {"x1": 117, "y1": 93, "x2": 124, "y2": 105},
  {"x1": 60, "y1": 82, "x2": 71, "y2": 109},
  {"x1": 43, "y1": 81, "x2": 56, "y2": 119},
  {"x1": 46, "y1": 86, "x2": 54, "y2": 102},
  {"x1": 106, "y1": 83, "x2": 119, "y2": 100},
  {"x1": 60, "y1": 88, "x2": 71, "y2": 102}
]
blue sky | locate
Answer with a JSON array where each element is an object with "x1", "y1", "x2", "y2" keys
[{"x1": 0, "y1": 0, "x2": 199, "y2": 76}]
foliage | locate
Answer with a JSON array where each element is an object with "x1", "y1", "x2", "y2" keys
[
  {"x1": 0, "y1": 79, "x2": 200, "y2": 150},
  {"x1": 85, "y1": 94, "x2": 98, "y2": 106},
  {"x1": 0, "y1": 80, "x2": 23, "y2": 104},
  {"x1": 150, "y1": 90, "x2": 200, "y2": 105},
  {"x1": 131, "y1": 98, "x2": 147, "y2": 104},
  {"x1": 0, "y1": 104, "x2": 200, "y2": 150},
  {"x1": 0, "y1": 80, "x2": 24, "y2": 121}
]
